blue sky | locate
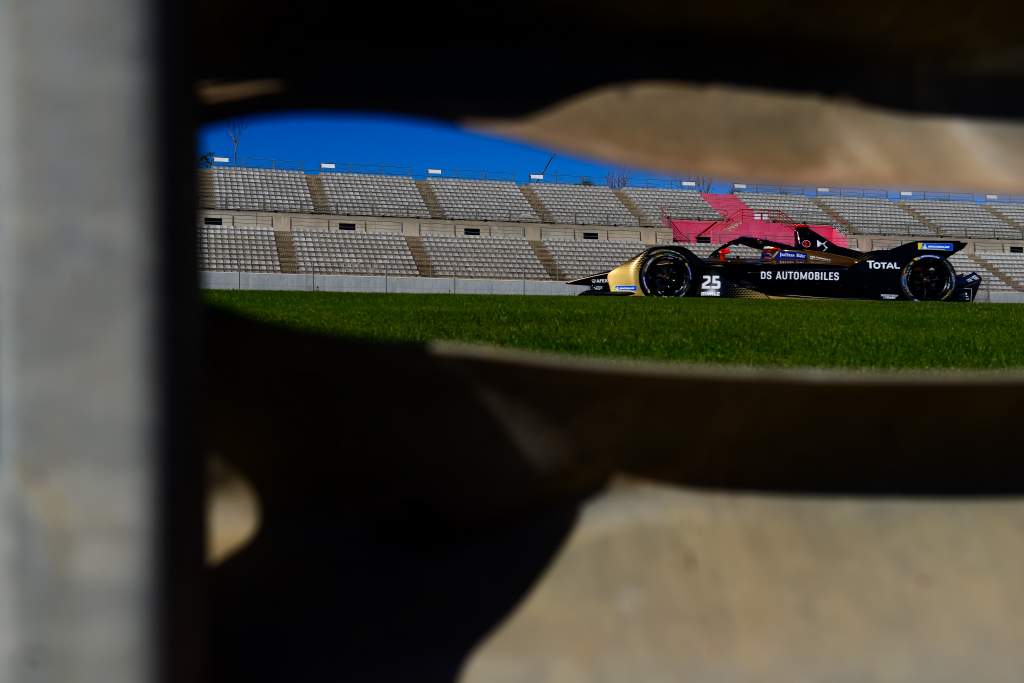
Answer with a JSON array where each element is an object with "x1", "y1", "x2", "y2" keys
[
  {"x1": 197, "y1": 112, "x2": 714, "y2": 187},
  {"x1": 196, "y1": 112, "x2": 996, "y2": 201}
]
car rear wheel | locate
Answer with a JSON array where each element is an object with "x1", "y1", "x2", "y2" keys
[
  {"x1": 639, "y1": 249, "x2": 693, "y2": 297},
  {"x1": 900, "y1": 255, "x2": 956, "y2": 301}
]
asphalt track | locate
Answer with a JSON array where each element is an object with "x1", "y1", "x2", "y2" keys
[{"x1": 462, "y1": 478, "x2": 1024, "y2": 682}]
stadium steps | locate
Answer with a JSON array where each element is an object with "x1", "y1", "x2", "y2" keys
[
  {"x1": 614, "y1": 189, "x2": 654, "y2": 226},
  {"x1": 529, "y1": 241, "x2": 565, "y2": 280},
  {"x1": 405, "y1": 235, "x2": 435, "y2": 276},
  {"x1": 702, "y1": 193, "x2": 746, "y2": 220},
  {"x1": 414, "y1": 181, "x2": 446, "y2": 220},
  {"x1": 305, "y1": 175, "x2": 330, "y2": 214},
  {"x1": 983, "y1": 205, "x2": 1023, "y2": 232},
  {"x1": 811, "y1": 198, "x2": 854, "y2": 233},
  {"x1": 519, "y1": 185, "x2": 555, "y2": 223},
  {"x1": 197, "y1": 170, "x2": 216, "y2": 209},
  {"x1": 896, "y1": 202, "x2": 940, "y2": 235},
  {"x1": 969, "y1": 253, "x2": 1022, "y2": 292},
  {"x1": 273, "y1": 231, "x2": 300, "y2": 273}
]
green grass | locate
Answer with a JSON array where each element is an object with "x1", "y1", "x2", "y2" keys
[{"x1": 205, "y1": 290, "x2": 1024, "y2": 370}]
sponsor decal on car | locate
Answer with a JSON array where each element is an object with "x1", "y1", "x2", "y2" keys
[
  {"x1": 800, "y1": 239, "x2": 812, "y2": 248},
  {"x1": 700, "y1": 274, "x2": 722, "y2": 296},
  {"x1": 615, "y1": 284, "x2": 637, "y2": 292},
  {"x1": 867, "y1": 260, "x2": 899, "y2": 270},
  {"x1": 880, "y1": 293, "x2": 899, "y2": 300},
  {"x1": 917, "y1": 242, "x2": 955, "y2": 251},
  {"x1": 777, "y1": 251, "x2": 807, "y2": 261},
  {"x1": 592, "y1": 277, "x2": 608, "y2": 284},
  {"x1": 759, "y1": 270, "x2": 840, "y2": 281},
  {"x1": 965, "y1": 273, "x2": 980, "y2": 283}
]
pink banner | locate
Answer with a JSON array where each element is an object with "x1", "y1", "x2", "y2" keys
[{"x1": 666, "y1": 194, "x2": 849, "y2": 248}]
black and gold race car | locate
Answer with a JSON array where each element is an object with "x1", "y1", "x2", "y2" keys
[{"x1": 570, "y1": 227, "x2": 982, "y2": 302}]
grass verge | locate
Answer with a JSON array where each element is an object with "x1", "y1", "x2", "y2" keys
[{"x1": 205, "y1": 290, "x2": 1024, "y2": 370}]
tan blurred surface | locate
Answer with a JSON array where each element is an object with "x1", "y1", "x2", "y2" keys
[
  {"x1": 462, "y1": 478, "x2": 1024, "y2": 682},
  {"x1": 472, "y1": 81, "x2": 1024, "y2": 192},
  {"x1": 206, "y1": 457, "x2": 260, "y2": 566}
]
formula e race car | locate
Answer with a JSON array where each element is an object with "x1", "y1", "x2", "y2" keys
[{"x1": 570, "y1": 227, "x2": 982, "y2": 302}]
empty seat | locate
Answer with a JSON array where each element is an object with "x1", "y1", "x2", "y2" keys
[
  {"x1": 200, "y1": 168, "x2": 314, "y2": 213},
  {"x1": 737, "y1": 191, "x2": 840, "y2": 228},
  {"x1": 970, "y1": 251, "x2": 1024, "y2": 291},
  {"x1": 542, "y1": 239, "x2": 646, "y2": 278},
  {"x1": 902, "y1": 199, "x2": 1021, "y2": 240},
  {"x1": 816, "y1": 196, "x2": 932, "y2": 236},
  {"x1": 421, "y1": 236, "x2": 548, "y2": 279},
  {"x1": 197, "y1": 227, "x2": 281, "y2": 272},
  {"x1": 291, "y1": 231, "x2": 419, "y2": 275},
  {"x1": 527, "y1": 183, "x2": 639, "y2": 226},
  {"x1": 319, "y1": 173, "x2": 429, "y2": 218},
  {"x1": 427, "y1": 178, "x2": 539, "y2": 222},
  {"x1": 619, "y1": 188, "x2": 721, "y2": 226}
]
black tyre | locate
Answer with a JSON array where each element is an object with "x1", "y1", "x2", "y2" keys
[
  {"x1": 900, "y1": 255, "x2": 956, "y2": 301},
  {"x1": 639, "y1": 249, "x2": 693, "y2": 297}
]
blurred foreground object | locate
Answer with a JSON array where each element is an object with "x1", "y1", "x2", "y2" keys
[
  {"x1": 473, "y1": 81, "x2": 1024, "y2": 192},
  {"x1": 6, "y1": 1, "x2": 1024, "y2": 683},
  {"x1": 463, "y1": 479, "x2": 1024, "y2": 683}
]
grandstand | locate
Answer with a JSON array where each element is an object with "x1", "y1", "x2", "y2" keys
[
  {"x1": 948, "y1": 253, "x2": 1014, "y2": 292},
  {"x1": 198, "y1": 227, "x2": 280, "y2": 272},
  {"x1": 815, "y1": 196, "x2": 932, "y2": 236},
  {"x1": 524, "y1": 183, "x2": 639, "y2": 226},
  {"x1": 195, "y1": 165, "x2": 1024, "y2": 293},
  {"x1": 196, "y1": 226, "x2": 1024, "y2": 294},
  {"x1": 426, "y1": 178, "x2": 540, "y2": 222},
  {"x1": 973, "y1": 250, "x2": 1024, "y2": 288},
  {"x1": 291, "y1": 231, "x2": 418, "y2": 276},
  {"x1": 315, "y1": 173, "x2": 429, "y2": 218},
  {"x1": 543, "y1": 239, "x2": 646, "y2": 279},
  {"x1": 901, "y1": 198, "x2": 1023, "y2": 240},
  {"x1": 619, "y1": 188, "x2": 721, "y2": 226},
  {"x1": 420, "y1": 236, "x2": 548, "y2": 279},
  {"x1": 201, "y1": 168, "x2": 314, "y2": 213},
  {"x1": 984, "y1": 202, "x2": 1024, "y2": 235},
  {"x1": 736, "y1": 191, "x2": 840, "y2": 227}
]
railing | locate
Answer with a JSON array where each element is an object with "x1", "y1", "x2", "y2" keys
[
  {"x1": 839, "y1": 225, "x2": 1024, "y2": 240},
  {"x1": 734, "y1": 182, "x2": 1024, "y2": 204},
  {"x1": 200, "y1": 157, "x2": 710, "y2": 188},
  {"x1": 198, "y1": 159, "x2": 1024, "y2": 210}
]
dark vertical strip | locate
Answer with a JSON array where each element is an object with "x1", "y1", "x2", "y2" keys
[{"x1": 154, "y1": 0, "x2": 204, "y2": 682}]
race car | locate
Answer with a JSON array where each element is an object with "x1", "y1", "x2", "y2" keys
[{"x1": 570, "y1": 227, "x2": 982, "y2": 302}]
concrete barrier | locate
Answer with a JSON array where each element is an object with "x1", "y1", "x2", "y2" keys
[
  {"x1": 240, "y1": 272, "x2": 313, "y2": 291},
  {"x1": 201, "y1": 272, "x2": 587, "y2": 296},
  {"x1": 385, "y1": 277, "x2": 456, "y2": 294},
  {"x1": 200, "y1": 272, "x2": 1021, "y2": 301},
  {"x1": 200, "y1": 271, "x2": 241, "y2": 290},
  {"x1": 313, "y1": 275, "x2": 387, "y2": 293},
  {"x1": 455, "y1": 278, "x2": 530, "y2": 295}
]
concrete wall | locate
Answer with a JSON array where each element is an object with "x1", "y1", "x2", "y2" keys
[
  {"x1": 197, "y1": 208, "x2": 672, "y2": 244},
  {"x1": 197, "y1": 209, "x2": 1024, "y2": 252},
  {"x1": 200, "y1": 271, "x2": 1024, "y2": 302},
  {"x1": 200, "y1": 271, "x2": 588, "y2": 296}
]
